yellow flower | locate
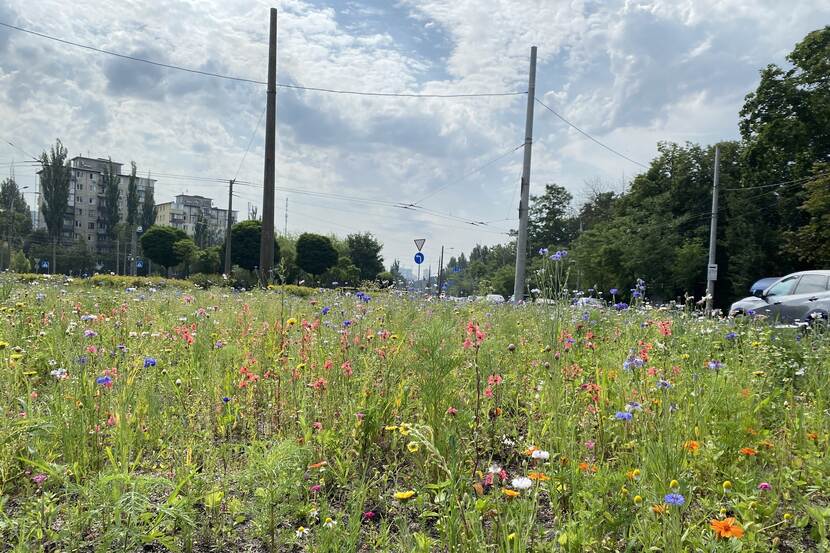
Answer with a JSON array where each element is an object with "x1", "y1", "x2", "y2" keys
[
  {"x1": 384, "y1": 425, "x2": 399, "y2": 431},
  {"x1": 502, "y1": 489, "x2": 520, "y2": 498},
  {"x1": 393, "y1": 490, "x2": 416, "y2": 501},
  {"x1": 633, "y1": 495, "x2": 643, "y2": 505},
  {"x1": 399, "y1": 423, "x2": 411, "y2": 436},
  {"x1": 722, "y1": 480, "x2": 732, "y2": 491},
  {"x1": 407, "y1": 441, "x2": 420, "y2": 453},
  {"x1": 783, "y1": 513, "x2": 793, "y2": 521},
  {"x1": 669, "y1": 479, "x2": 679, "y2": 489},
  {"x1": 0, "y1": 341, "x2": 8, "y2": 350},
  {"x1": 507, "y1": 532, "x2": 517, "y2": 541},
  {"x1": 286, "y1": 318, "x2": 297, "y2": 326}
]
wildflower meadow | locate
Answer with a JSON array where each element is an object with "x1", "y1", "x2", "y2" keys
[{"x1": 0, "y1": 274, "x2": 828, "y2": 552}]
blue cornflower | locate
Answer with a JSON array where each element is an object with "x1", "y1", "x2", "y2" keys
[
  {"x1": 657, "y1": 379, "x2": 672, "y2": 390},
  {"x1": 626, "y1": 401, "x2": 642, "y2": 412},
  {"x1": 610, "y1": 288, "x2": 619, "y2": 296},
  {"x1": 77, "y1": 356, "x2": 88, "y2": 365},
  {"x1": 539, "y1": 247, "x2": 549, "y2": 256},
  {"x1": 615, "y1": 411, "x2": 633, "y2": 421},
  {"x1": 144, "y1": 357, "x2": 157, "y2": 368},
  {"x1": 84, "y1": 329, "x2": 97, "y2": 338},
  {"x1": 664, "y1": 493, "x2": 685, "y2": 506},
  {"x1": 95, "y1": 375, "x2": 112, "y2": 386},
  {"x1": 214, "y1": 340, "x2": 224, "y2": 349},
  {"x1": 343, "y1": 320, "x2": 352, "y2": 327},
  {"x1": 708, "y1": 360, "x2": 723, "y2": 371},
  {"x1": 725, "y1": 332, "x2": 737, "y2": 341},
  {"x1": 322, "y1": 306, "x2": 331, "y2": 316},
  {"x1": 222, "y1": 397, "x2": 231, "y2": 404},
  {"x1": 623, "y1": 356, "x2": 644, "y2": 371},
  {"x1": 613, "y1": 302, "x2": 629, "y2": 311},
  {"x1": 632, "y1": 290, "x2": 642, "y2": 298},
  {"x1": 582, "y1": 311, "x2": 590, "y2": 321},
  {"x1": 549, "y1": 252, "x2": 562, "y2": 261}
]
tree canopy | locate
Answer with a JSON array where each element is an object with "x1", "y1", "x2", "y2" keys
[
  {"x1": 140, "y1": 225, "x2": 189, "y2": 271},
  {"x1": 227, "y1": 219, "x2": 280, "y2": 272},
  {"x1": 346, "y1": 232, "x2": 384, "y2": 281},
  {"x1": 296, "y1": 233, "x2": 338, "y2": 277}
]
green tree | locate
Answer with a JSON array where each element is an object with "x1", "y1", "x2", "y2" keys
[
  {"x1": 323, "y1": 256, "x2": 360, "y2": 286},
  {"x1": 141, "y1": 183, "x2": 157, "y2": 231},
  {"x1": 102, "y1": 159, "x2": 121, "y2": 241},
  {"x1": 194, "y1": 213, "x2": 209, "y2": 249},
  {"x1": 296, "y1": 233, "x2": 338, "y2": 278},
  {"x1": 739, "y1": 26, "x2": 830, "y2": 274},
  {"x1": 227, "y1": 219, "x2": 280, "y2": 272},
  {"x1": 140, "y1": 226, "x2": 188, "y2": 274},
  {"x1": 39, "y1": 139, "x2": 71, "y2": 272},
  {"x1": 10, "y1": 250, "x2": 31, "y2": 273},
  {"x1": 785, "y1": 167, "x2": 830, "y2": 266},
  {"x1": 173, "y1": 238, "x2": 199, "y2": 277},
  {"x1": 528, "y1": 183, "x2": 575, "y2": 253},
  {"x1": 389, "y1": 258, "x2": 403, "y2": 283},
  {"x1": 193, "y1": 246, "x2": 221, "y2": 274},
  {"x1": 0, "y1": 177, "x2": 32, "y2": 269},
  {"x1": 346, "y1": 232, "x2": 384, "y2": 281},
  {"x1": 126, "y1": 162, "x2": 139, "y2": 228}
]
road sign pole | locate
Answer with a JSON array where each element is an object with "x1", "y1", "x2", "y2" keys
[{"x1": 705, "y1": 145, "x2": 720, "y2": 315}]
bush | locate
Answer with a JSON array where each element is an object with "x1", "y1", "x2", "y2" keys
[
  {"x1": 85, "y1": 274, "x2": 192, "y2": 289},
  {"x1": 10, "y1": 250, "x2": 31, "y2": 273}
]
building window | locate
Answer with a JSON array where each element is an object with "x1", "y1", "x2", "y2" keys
[
  {"x1": 77, "y1": 196, "x2": 83, "y2": 203},
  {"x1": 89, "y1": 197, "x2": 94, "y2": 204},
  {"x1": 88, "y1": 222, "x2": 95, "y2": 230},
  {"x1": 88, "y1": 235, "x2": 92, "y2": 241}
]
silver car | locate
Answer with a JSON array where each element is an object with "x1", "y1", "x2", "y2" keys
[{"x1": 729, "y1": 270, "x2": 830, "y2": 325}]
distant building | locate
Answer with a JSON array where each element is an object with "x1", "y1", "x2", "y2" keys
[
  {"x1": 155, "y1": 194, "x2": 236, "y2": 247},
  {"x1": 37, "y1": 156, "x2": 156, "y2": 255}
]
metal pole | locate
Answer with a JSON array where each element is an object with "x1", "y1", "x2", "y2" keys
[
  {"x1": 437, "y1": 245, "x2": 444, "y2": 296},
  {"x1": 512, "y1": 46, "x2": 537, "y2": 304},
  {"x1": 224, "y1": 179, "x2": 234, "y2": 275},
  {"x1": 259, "y1": 7, "x2": 277, "y2": 286},
  {"x1": 705, "y1": 145, "x2": 720, "y2": 315},
  {"x1": 284, "y1": 197, "x2": 288, "y2": 236}
]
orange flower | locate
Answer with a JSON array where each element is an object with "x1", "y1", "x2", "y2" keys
[
  {"x1": 710, "y1": 517, "x2": 744, "y2": 539},
  {"x1": 807, "y1": 432, "x2": 818, "y2": 442},
  {"x1": 739, "y1": 447, "x2": 758, "y2": 456},
  {"x1": 683, "y1": 440, "x2": 700, "y2": 452},
  {"x1": 525, "y1": 446, "x2": 539, "y2": 457},
  {"x1": 758, "y1": 439, "x2": 774, "y2": 449},
  {"x1": 651, "y1": 504, "x2": 668, "y2": 515},
  {"x1": 502, "y1": 489, "x2": 520, "y2": 498},
  {"x1": 308, "y1": 461, "x2": 328, "y2": 470},
  {"x1": 528, "y1": 471, "x2": 549, "y2": 481},
  {"x1": 578, "y1": 462, "x2": 597, "y2": 473}
]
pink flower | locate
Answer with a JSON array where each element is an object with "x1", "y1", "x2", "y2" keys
[
  {"x1": 584, "y1": 439, "x2": 595, "y2": 450},
  {"x1": 324, "y1": 359, "x2": 333, "y2": 370},
  {"x1": 487, "y1": 374, "x2": 503, "y2": 386},
  {"x1": 341, "y1": 360, "x2": 353, "y2": 377},
  {"x1": 484, "y1": 387, "x2": 494, "y2": 398},
  {"x1": 446, "y1": 406, "x2": 458, "y2": 416},
  {"x1": 312, "y1": 421, "x2": 323, "y2": 431},
  {"x1": 309, "y1": 484, "x2": 321, "y2": 493},
  {"x1": 355, "y1": 412, "x2": 365, "y2": 421},
  {"x1": 362, "y1": 511, "x2": 376, "y2": 521},
  {"x1": 758, "y1": 482, "x2": 771, "y2": 491},
  {"x1": 463, "y1": 338, "x2": 473, "y2": 350},
  {"x1": 32, "y1": 473, "x2": 48, "y2": 486}
]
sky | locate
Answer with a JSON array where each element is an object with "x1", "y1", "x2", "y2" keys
[{"x1": 1, "y1": 0, "x2": 827, "y2": 273}]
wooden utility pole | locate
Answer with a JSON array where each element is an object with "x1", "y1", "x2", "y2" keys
[
  {"x1": 512, "y1": 46, "x2": 537, "y2": 304},
  {"x1": 258, "y1": 7, "x2": 277, "y2": 286},
  {"x1": 224, "y1": 179, "x2": 234, "y2": 275},
  {"x1": 705, "y1": 145, "x2": 720, "y2": 315}
]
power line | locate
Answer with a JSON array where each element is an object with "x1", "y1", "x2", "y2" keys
[
  {"x1": 0, "y1": 21, "x2": 526, "y2": 99},
  {"x1": 720, "y1": 170, "x2": 830, "y2": 191},
  {"x1": 233, "y1": 106, "x2": 266, "y2": 182},
  {"x1": 534, "y1": 97, "x2": 648, "y2": 169},
  {"x1": 408, "y1": 143, "x2": 525, "y2": 206}
]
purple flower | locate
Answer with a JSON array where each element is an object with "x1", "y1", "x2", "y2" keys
[
  {"x1": 725, "y1": 332, "x2": 737, "y2": 341},
  {"x1": 96, "y1": 375, "x2": 112, "y2": 387},
  {"x1": 613, "y1": 302, "x2": 629, "y2": 311},
  {"x1": 84, "y1": 329, "x2": 97, "y2": 338},
  {"x1": 758, "y1": 482, "x2": 771, "y2": 491},
  {"x1": 322, "y1": 306, "x2": 331, "y2": 316},
  {"x1": 664, "y1": 493, "x2": 685, "y2": 506},
  {"x1": 343, "y1": 320, "x2": 352, "y2": 327},
  {"x1": 708, "y1": 360, "x2": 724, "y2": 371},
  {"x1": 610, "y1": 288, "x2": 619, "y2": 296},
  {"x1": 626, "y1": 401, "x2": 642, "y2": 412},
  {"x1": 143, "y1": 357, "x2": 157, "y2": 368},
  {"x1": 538, "y1": 248, "x2": 549, "y2": 256},
  {"x1": 657, "y1": 379, "x2": 672, "y2": 390},
  {"x1": 222, "y1": 397, "x2": 231, "y2": 404},
  {"x1": 214, "y1": 340, "x2": 224, "y2": 349},
  {"x1": 32, "y1": 473, "x2": 48, "y2": 486},
  {"x1": 615, "y1": 411, "x2": 633, "y2": 421}
]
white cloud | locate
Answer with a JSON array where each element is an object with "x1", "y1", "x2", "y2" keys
[{"x1": 0, "y1": 0, "x2": 828, "y2": 270}]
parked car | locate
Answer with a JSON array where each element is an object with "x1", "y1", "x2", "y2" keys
[
  {"x1": 729, "y1": 270, "x2": 830, "y2": 325},
  {"x1": 749, "y1": 277, "x2": 778, "y2": 295}
]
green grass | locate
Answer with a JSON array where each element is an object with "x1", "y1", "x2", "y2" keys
[{"x1": 0, "y1": 277, "x2": 827, "y2": 551}]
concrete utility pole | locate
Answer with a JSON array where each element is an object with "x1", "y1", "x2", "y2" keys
[
  {"x1": 512, "y1": 46, "x2": 537, "y2": 304},
  {"x1": 224, "y1": 179, "x2": 234, "y2": 275},
  {"x1": 705, "y1": 145, "x2": 720, "y2": 315},
  {"x1": 258, "y1": 7, "x2": 277, "y2": 286},
  {"x1": 284, "y1": 197, "x2": 288, "y2": 236}
]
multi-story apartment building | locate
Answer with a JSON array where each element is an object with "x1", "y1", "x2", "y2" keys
[
  {"x1": 38, "y1": 156, "x2": 155, "y2": 255},
  {"x1": 155, "y1": 194, "x2": 236, "y2": 247}
]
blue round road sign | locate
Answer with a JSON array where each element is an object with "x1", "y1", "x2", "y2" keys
[
  {"x1": 414, "y1": 252, "x2": 425, "y2": 264},
  {"x1": 136, "y1": 260, "x2": 144, "y2": 269}
]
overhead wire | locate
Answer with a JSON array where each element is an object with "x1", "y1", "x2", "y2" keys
[
  {"x1": 0, "y1": 21, "x2": 526, "y2": 98},
  {"x1": 534, "y1": 97, "x2": 648, "y2": 169}
]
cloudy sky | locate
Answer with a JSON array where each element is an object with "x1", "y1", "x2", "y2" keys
[{"x1": 1, "y1": 0, "x2": 827, "y2": 273}]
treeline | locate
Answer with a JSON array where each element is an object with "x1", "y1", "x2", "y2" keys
[
  {"x1": 446, "y1": 26, "x2": 830, "y2": 308},
  {"x1": 136, "y1": 221, "x2": 395, "y2": 288}
]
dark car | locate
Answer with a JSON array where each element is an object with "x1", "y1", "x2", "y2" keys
[
  {"x1": 729, "y1": 270, "x2": 830, "y2": 325},
  {"x1": 750, "y1": 277, "x2": 778, "y2": 295}
]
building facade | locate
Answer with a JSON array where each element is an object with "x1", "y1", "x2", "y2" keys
[
  {"x1": 155, "y1": 194, "x2": 235, "y2": 247},
  {"x1": 38, "y1": 156, "x2": 156, "y2": 256}
]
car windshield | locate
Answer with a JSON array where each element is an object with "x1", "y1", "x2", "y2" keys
[{"x1": 766, "y1": 276, "x2": 798, "y2": 297}]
